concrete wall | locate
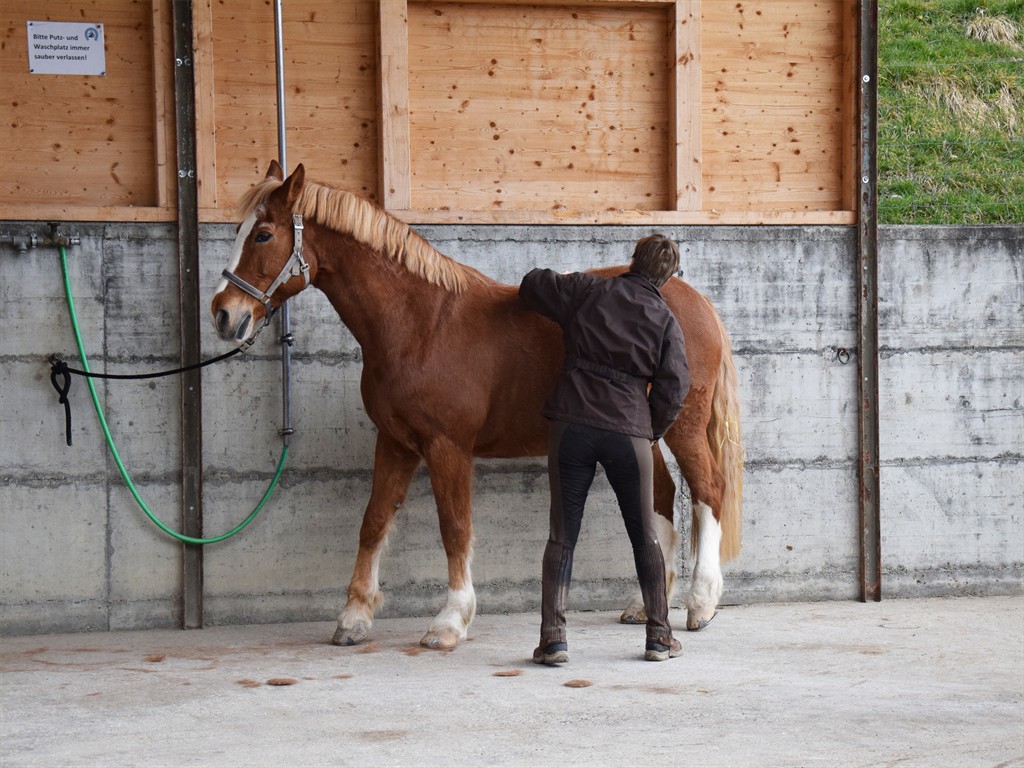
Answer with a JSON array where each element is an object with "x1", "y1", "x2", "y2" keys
[
  {"x1": 1, "y1": 223, "x2": 1020, "y2": 635},
  {"x1": 878, "y1": 227, "x2": 1022, "y2": 596}
]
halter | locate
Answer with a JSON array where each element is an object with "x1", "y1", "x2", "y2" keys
[{"x1": 221, "y1": 214, "x2": 310, "y2": 346}]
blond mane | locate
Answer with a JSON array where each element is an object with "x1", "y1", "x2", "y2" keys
[{"x1": 238, "y1": 176, "x2": 474, "y2": 294}]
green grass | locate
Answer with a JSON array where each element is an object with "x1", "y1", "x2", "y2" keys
[{"x1": 878, "y1": 0, "x2": 1024, "y2": 224}]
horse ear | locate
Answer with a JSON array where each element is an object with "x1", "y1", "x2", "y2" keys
[
  {"x1": 281, "y1": 163, "x2": 305, "y2": 207},
  {"x1": 266, "y1": 160, "x2": 284, "y2": 181}
]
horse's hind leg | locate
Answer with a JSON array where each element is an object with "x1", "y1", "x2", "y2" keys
[
  {"x1": 619, "y1": 443, "x2": 680, "y2": 625},
  {"x1": 687, "y1": 499, "x2": 722, "y2": 630},
  {"x1": 420, "y1": 437, "x2": 476, "y2": 649},
  {"x1": 333, "y1": 434, "x2": 420, "y2": 646},
  {"x1": 663, "y1": 413, "x2": 726, "y2": 631}
]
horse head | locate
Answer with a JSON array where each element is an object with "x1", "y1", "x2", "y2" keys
[{"x1": 211, "y1": 161, "x2": 313, "y2": 345}]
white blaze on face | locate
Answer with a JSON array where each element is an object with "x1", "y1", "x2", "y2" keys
[{"x1": 214, "y1": 212, "x2": 257, "y2": 298}]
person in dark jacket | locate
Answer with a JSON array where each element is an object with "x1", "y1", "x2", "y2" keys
[{"x1": 519, "y1": 234, "x2": 690, "y2": 664}]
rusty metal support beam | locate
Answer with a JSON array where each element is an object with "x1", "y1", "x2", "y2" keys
[
  {"x1": 172, "y1": 0, "x2": 204, "y2": 628},
  {"x1": 857, "y1": 0, "x2": 881, "y2": 602}
]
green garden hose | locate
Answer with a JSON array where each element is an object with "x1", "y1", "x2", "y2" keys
[{"x1": 58, "y1": 245, "x2": 288, "y2": 545}]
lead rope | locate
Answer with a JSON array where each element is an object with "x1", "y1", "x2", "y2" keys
[
  {"x1": 55, "y1": 244, "x2": 288, "y2": 545},
  {"x1": 50, "y1": 347, "x2": 244, "y2": 446}
]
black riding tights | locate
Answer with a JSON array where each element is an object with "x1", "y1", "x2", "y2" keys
[{"x1": 540, "y1": 421, "x2": 672, "y2": 647}]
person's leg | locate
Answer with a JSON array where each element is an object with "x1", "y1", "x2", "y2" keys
[
  {"x1": 600, "y1": 431, "x2": 680, "y2": 658},
  {"x1": 537, "y1": 422, "x2": 597, "y2": 660}
]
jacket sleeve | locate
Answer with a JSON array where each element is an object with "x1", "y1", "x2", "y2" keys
[
  {"x1": 649, "y1": 317, "x2": 690, "y2": 441},
  {"x1": 518, "y1": 268, "x2": 593, "y2": 326}
]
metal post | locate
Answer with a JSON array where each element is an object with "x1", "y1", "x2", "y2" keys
[
  {"x1": 273, "y1": 0, "x2": 295, "y2": 445},
  {"x1": 171, "y1": 0, "x2": 204, "y2": 627},
  {"x1": 857, "y1": 0, "x2": 881, "y2": 602}
]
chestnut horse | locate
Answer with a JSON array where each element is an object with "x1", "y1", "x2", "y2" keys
[{"x1": 211, "y1": 162, "x2": 743, "y2": 649}]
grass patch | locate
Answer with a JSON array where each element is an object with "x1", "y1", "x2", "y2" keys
[{"x1": 879, "y1": 0, "x2": 1024, "y2": 223}]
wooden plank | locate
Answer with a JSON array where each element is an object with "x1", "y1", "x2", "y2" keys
[
  {"x1": 208, "y1": 0, "x2": 378, "y2": 211},
  {"x1": 414, "y1": 0, "x2": 676, "y2": 5},
  {"x1": 152, "y1": 0, "x2": 174, "y2": 209},
  {"x1": 841, "y1": 0, "x2": 859, "y2": 212},
  {"x1": 0, "y1": 205, "x2": 177, "y2": 222},
  {"x1": 379, "y1": 0, "x2": 412, "y2": 209},
  {"x1": 192, "y1": 0, "x2": 218, "y2": 209},
  {"x1": 671, "y1": 0, "x2": 701, "y2": 211},
  {"x1": 702, "y1": 0, "x2": 846, "y2": 212},
  {"x1": 208, "y1": 1, "x2": 278, "y2": 205},
  {"x1": 1, "y1": 1, "x2": 163, "y2": 209},
  {"x1": 392, "y1": 208, "x2": 855, "y2": 225},
  {"x1": 407, "y1": 1, "x2": 672, "y2": 212},
  {"x1": 0, "y1": 202, "x2": 854, "y2": 226},
  {"x1": 276, "y1": 10, "x2": 378, "y2": 198}
]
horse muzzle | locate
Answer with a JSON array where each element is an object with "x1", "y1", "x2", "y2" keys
[{"x1": 215, "y1": 306, "x2": 253, "y2": 343}]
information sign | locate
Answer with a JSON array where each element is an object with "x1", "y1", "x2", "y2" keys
[{"x1": 27, "y1": 21, "x2": 106, "y2": 76}]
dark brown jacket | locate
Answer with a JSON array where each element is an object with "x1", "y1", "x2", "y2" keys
[{"x1": 519, "y1": 268, "x2": 689, "y2": 441}]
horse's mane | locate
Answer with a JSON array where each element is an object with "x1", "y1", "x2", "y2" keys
[{"x1": 239, "y1": 177, "x2": 475, "y2": 294}]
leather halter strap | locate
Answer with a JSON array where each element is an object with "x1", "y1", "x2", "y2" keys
[{"x1": 221, "y1": 214, "x2": 309, "y2": 346}]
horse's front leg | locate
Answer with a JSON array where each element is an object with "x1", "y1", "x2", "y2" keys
[
  {"x1": 620, "y1": 442, "x2": 680, "y2": 624},
  {"x1": 332, "y1": 434, "x2": 420, "y2": 646},
  {"x1": 420, "y1": 438, "x2": 476, "y2": 649}
]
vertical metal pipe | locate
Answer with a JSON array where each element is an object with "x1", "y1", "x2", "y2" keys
[
  {"x1": 273, "y1": 0, "x2": 295, "y2": 445},
  {"x1": 273, "y1": 0, "x2": 287, "y2": 174},
  {"x1": 857, "y1": 0, "x2": 881, "y2": 602},
  {"x1": 172, "y1": 0, "x2": 204, "y2": 628}
]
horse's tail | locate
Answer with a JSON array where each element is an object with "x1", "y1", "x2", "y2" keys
[{"x1": 703, "y1": 307, "x2": 744, "y2": 563}]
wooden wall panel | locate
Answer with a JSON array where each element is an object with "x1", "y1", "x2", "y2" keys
[
  {"x1": 1, "y1": 1, "x2": 165, "y2": 214},
  {"x1": 701, "y1": 0, "x2": 846, "y2": 212},
  {"x1": 405, "y1": 1, "x2": 673, "y2": 212},
  {"x1": 0, "y1": 0, "x2": 857, "y2": 225},
  {"x1": 206, "y1": 0, "x2": 379, "y2": 219}
]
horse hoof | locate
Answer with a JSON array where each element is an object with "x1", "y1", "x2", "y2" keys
[
  {"x1": 420, "y1": 628, "x2": 461, "y2": 650},
  {"x1": 686, "y1": 609, "x2": 718, "y2": 631},
  {"x1": 332, "y1": 621, "x2": 369, "y2": 646},
  {"x1": 619, "y1": 594, "x2": 647, "y2": 624},
  {"x1": 619, "y1": 608, "x2": 648, "y2": 625}
]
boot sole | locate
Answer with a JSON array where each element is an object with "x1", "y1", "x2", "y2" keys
[
  {"x1": 533, "y1": 650, "x2": 569, "y2": 665},
  {"x1": 644, "y1": 646, "x2": 682, "y2": 662}
]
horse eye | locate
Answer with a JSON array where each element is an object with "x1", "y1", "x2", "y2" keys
[{"x1": 254, "y1": 231, "x2": 273, "y2": 243}]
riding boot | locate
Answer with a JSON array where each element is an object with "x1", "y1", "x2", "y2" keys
[
  {"x1": 633, "y1": 543, "x2": 673, "y2": 646},
  {"x1": 540, "y1": 540, "x2": 575, "y2": 647}
]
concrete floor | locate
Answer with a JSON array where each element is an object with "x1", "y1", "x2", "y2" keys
[{"x1": 1, "y1": 596, "x2": 1022, "y2": 768}]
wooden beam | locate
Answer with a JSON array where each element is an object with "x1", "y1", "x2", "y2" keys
[
  {"x1": 193, "y1": 0, "x2": 218, "y2": 210},
  {"x1": 416, "y1": 0, "x2": 677, "y2": 5},
  {"x1": 0, "y1": 205, "x2": 177, "y2": 222},
  {"x1": 152, "y1": 0, "x2": 174, "y2": 209},
  {"x1": 671, "y1": 0, "x2": 701, "y2": 211},
  {"x1": 378, "y1": 0, "x2": 411, "y2": 209},
  {"x1": 841, "y1": 0, "x2": 859, "y2": 212},
  {"x1": 390, "y1": 208, "x2": 856, "y2": 226}
]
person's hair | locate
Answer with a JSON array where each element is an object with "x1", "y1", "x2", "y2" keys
[{"x1": 629, "y1": 234, "x2": 680, "y2": 287}]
